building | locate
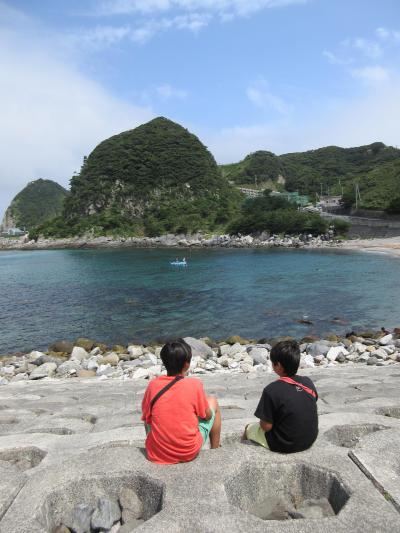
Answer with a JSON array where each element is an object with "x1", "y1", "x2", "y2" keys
[
  {"x1": 270, "y1": 191, "x2": 310, "y2": 207},
  {"x1": 6, "y1": 227, "x2": 26, "y2": 236},
  {"x1": 238, "y1": 187, "x2": 265, "y2": 198}
]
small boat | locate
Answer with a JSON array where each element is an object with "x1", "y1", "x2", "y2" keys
[{"x1": 170, "y1": 259, "x2": 187, "y2": 266}]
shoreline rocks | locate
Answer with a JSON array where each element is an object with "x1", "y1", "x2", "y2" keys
[
  {"x1": 0, "y1": 232, "x2": 341, "y2": 252},
  {"x1": 1, "y1": 331, "x2": 400, "y2": 386}
]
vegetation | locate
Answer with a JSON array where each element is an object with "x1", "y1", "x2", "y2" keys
[
  {"x1": 229, "y1": 191, "x2": 329, "y2": 236},
  {"x1": 2, "y1": 179, "x2": 68, "y2": 231},
  {"x1": 35, "y1": 117, "x2": 242, "y2": 238},
  {"x1": 220, "y1": 142, "x2": 400, "y2": 211}
]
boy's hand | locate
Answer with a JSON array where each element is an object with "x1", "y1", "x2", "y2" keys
[
  {"x1": 260, "y1": 419, "x2": 273, "y2": 432},
  {"x1": 203, "y1": 407, "x2": 213, "y2": 421}
]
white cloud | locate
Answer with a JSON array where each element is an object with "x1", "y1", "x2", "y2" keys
[
  {"x1": 155, "y1": 84, "x2": 188, "y2": 99},
  {"x1": 205, "y1": 76, "x2": 400, "y2": 163},
  {"x1": 99, "y1": 0, "x2": 307, "y2": 17},
  {"x1": 246, "y1": 81, "x2": 290, "y2": 115},
  {"x1": 64, "y1": 25, "x2": 131, "y2": 49},
  {"x1": 322, "y1": 49, "x2": 351, "y2": 66},
  {"x1": 351, "y1": 65, "x2": 391, "y2": 84},
  {"x1": 344, "y1": 37, "x2": 382, "y2": 59},
  {"x1": 376, "y1": 27, "x2": 400, "y2": 42},
  {"x1": 0, "y1": 8, "x2": 154, "y2": 219}
]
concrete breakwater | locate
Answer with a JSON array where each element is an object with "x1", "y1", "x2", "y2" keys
[
  {"x1": 1, "y1": 332, "x2": 400, "y2": 386},
  {"x1": 0, "y1": 232, "x2": 340, "y2": 251}
]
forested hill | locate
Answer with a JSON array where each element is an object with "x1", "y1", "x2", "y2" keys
[
  {"x1": 221, "y1": 142, "x2": 400, "y2": 211},
  {"x1": 40, "y1": 117, "x2": 241, "y2": 237},
  {"x1": 1, "y1": 179, "x2": 68, "y2": 231}
]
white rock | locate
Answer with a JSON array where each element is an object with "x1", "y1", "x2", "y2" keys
[
  {"x1": 57, "y1": 360, "x2": 82, "y2": 376},
  {"x1": 301, "y1": 353, "x2": 315, "y2": 368},
  {"x1": 146, "y1": 353, "x2": 158, "y2": 365},
  {"x1": 219, "y1": 344, "x2": 231, "y2": 356},
  {"x1": 228, "y1": 361, "x2": 239, "y2": 369},
  {"x1": 29, "y1": 362, "x2": 57, "y2": 380},
  {"x1": 183, "y1": 337, "x2": 213, "y2": 359},
  {"x1": 205, "y1": 361, "x2": 217, "y2": 371},
  {"x1": 90, "y1": 347, "x2": 101, "y2": 356},
  {"x1": 86, "y1": 356, "x2": 100, "y2": 371},
  {"x1": 240, "y1": 362, "x2": 255, "y2": 373},
  {"x1": 379, "y1": 334, "x2": 393, "y2": 346},
  {"x1": 227, "y1": 343, "x2": 243, "y2": 356},
  {"x1": 372, "y1": 347, "x2": 388, "y2": 360},
  {"x1": 193, "y1": 368, "x2": 206, "y2": 374},
  {"x1": 2, "y1": 366, "x2": 15, "y2": 376},
  {"x1": 127, "y1": 345, "x2": 143, "y2": 358},
  {"x1": 133, "y1": 368, "x2": 150, "y2": 380},
  {"x1": 70, "y1": 346, "x2": 89, "y2": 362},
  {"x1": 28, "y1": 351, "x2": 46, "y2": 361},
  {"x1": 218, "y1": 355, "x2": 231, "y2": 367},
  {"x1": 0, "y1": 377, "x2": 8, "y2": 386},
  {"x1": 326, "y1": 346, "x2": 348, "y2": 362}
]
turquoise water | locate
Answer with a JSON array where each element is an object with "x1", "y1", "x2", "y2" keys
[{"x1": 0, "y1": 248, "x2": 399, "y2": 353}]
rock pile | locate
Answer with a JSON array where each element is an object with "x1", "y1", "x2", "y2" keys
[
  {"x1": 0, "y1": 232, "x2": 340, "y2": 251},
  {"x1": 1, "y1": 333, "x2": 400, "y2": 386},
  {"x1": 54, "y1": 488, "x2": 144, "y2": 533}
]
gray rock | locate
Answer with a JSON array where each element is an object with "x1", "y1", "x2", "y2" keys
[
  {"x1": 308, "y1": 342, "x2": 330, "y2": 357},
  {"x1": 91, "y1": 498, "x2": 121, "y2": 531},
  {"x1": 183, "y1": 337, "x2": 213, "y2": 359},
  {"x1": 0, "y1": 377, "x2": 8, "y2": 386},
  {"x1": 119, "y1": 520, "x2": 144, "y2": 533},
  {"x1": 367, "y1": 356, "x2": 378, "y2": 366},
  {"x1": 57, "y1": 360, "x2": 82, "y2": 376},
  {"x1": 247, "y1": 347, "x2": 269, "y2": 365},
  {"x1": 119, "y1": 487, "x2": 143, "y2": 522},
  {"x1": 372, "y1": 348, "x2": 388, "y2": 360},
  {"x1": 64, "y1": 503, "x2": 94, "y2": 533},
  {"x1": 29, "y1": 362, "x2": 57, "y2": 380},
  {"x1": 49, "y1": 340, "x2": 74, "y2": 354},
  {"x1": 379, "y1": 334, "x2": 393, "y2": 345},
  {"x1": 70, "y1": 346, "x2": 90, "y2": 362},
  {"x1": 127, "y1": 345, "x2": 143, "y2": 358}
]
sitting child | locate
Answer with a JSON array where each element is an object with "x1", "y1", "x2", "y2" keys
[
  {"x1": 141, "y1": 339, "x2": 221, "y2": 464},
  {"x1": 244, "y1": 340, "x2": 318, "y2": 453}
]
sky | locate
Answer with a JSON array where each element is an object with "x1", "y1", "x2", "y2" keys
[{"x1": 1, "y1": 0, "x2": 399, "y2": 217}]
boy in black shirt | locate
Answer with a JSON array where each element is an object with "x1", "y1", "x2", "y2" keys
[{"x1": 244, "y1": 340, "x2": 318, "y2": 453}]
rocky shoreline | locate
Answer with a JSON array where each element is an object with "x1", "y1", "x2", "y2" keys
[
  {"x1": 1, "y1": 331, "x2": 400, "y2": 386},
  {"x1": 0, "y1": 232, "x2": 341, "y2": 251}
]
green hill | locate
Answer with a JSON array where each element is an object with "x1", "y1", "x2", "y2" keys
[
  {"x1": 1, "y1": 179, "x2": 68, "y2": 231},
  {"x1": 41, "y1": 117, "x2": 241, "y2": 237},
  {"x1": 221, "y1": 142, "x2": 400, "y2": 211}
]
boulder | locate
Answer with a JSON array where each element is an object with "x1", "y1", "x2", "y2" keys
[
  {"x1": 300, "y1": 354, "x2": 315, "y2": 368},
  {"x1": 0, "y1": 377, "x2": 8, "y2": 386},
  {"x1": 112, "y1": 345, "x2": 126, "y2": 353},
  {"x1": 74, "y1": 338, "x2": 95, "y2": 351},
  {"x1": 91, "y1": 498, "x2": 121, "y2": 531},
  {"x1": 247, "y1": 347, "x2": 269, "y2": 365},
  {"x1": 29, "y1": 362, "x2": 57, "y2": 380},
  {"x1": 371, "y1": 348, "x2": 387, "y2": 360},
  {"x1": 64, "y1": 503, "x2": 93, "y2": 533},
  {"x1": 367, "y1": 356, "x2": 378, "y2": 366},
  {"x1": 326, "y1": 346, "x2": 348, "y2": 362},
  {"x1": 56, "y1": 360, "x2": 82, "y2": 377},
  {"x1": 308, "y1": 342, "x2": 330, "y2": 357},
  {"x1": 127, "y1": 345, "x2": 144, "y2": 359},
  {"x1": 70, "y1": 347, "x2": 89, "y2": 362},
  {"x1": 119, "y1": 488, "x2": 143, "y2": 523},
  {"x1": 77, "y1": 369, "x2": 96, "y2": 378},
  {"x1": 225, "y1": 335, "x2": 250, "y2": 345},
  {"x1": 379, "y1": 334, "x2": 393, "y2": 346},
  {"x1": 183, "y1": 337, "x2": 213, "y2": 359},
  {"x1": 49, "y1": 340, "x2": 74, "y2": 354},
  {"x1": 132, "y1": 368, "x2": 150, "y2": 380},
  {"x1": 99, "y1": 352, "x2": 120, "y2": 366}
]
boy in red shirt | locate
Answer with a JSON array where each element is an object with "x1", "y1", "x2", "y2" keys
[{"x1": 141, "y1": 339, "x2": 221, "y2": 464}]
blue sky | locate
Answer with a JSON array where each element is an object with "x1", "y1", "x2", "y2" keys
[{"x1": 0, "y1": 0, "x2": 399, "y2": 217}]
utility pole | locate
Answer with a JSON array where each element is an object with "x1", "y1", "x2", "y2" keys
[{"x1": 355, "y1": 182, "x2": 361, "y2": 209}]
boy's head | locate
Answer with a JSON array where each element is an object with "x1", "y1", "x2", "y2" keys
[
  {"x1": 160, "y1": 339, "x2": 192, "y2": 376},
  {"x1": 270, "y1": 340, "x2": 300, "y2": 377}
]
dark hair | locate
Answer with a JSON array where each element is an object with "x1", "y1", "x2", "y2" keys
[
  {"x1": 160, "y1": 339, "x2": 192, "y2": 375},
  {"x1": 270, "y1": 340, "x2": 300, "y2": 376}
]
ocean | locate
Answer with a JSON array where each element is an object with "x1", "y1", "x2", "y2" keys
[{"x1": 1, "y1": 247, "x2": 399, "y2": 353}]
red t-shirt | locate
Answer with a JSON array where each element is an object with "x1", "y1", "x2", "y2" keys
[{"x1": 141, "y1": 375, "x2": 209, "y2": 464}]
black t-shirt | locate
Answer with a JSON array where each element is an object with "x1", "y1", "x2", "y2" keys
[{"x1": 254, "y1": 375, "x2": 318, "y2": 453}]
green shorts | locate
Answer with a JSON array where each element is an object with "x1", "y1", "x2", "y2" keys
[
  {"x1": 199, "y1": 408, "x2": 215, "y2": 444},
  {"x1": 245, "y1": 422, "x2": 269, "y2": 448},
  {"x1": 145, "y1": 408, "x2": 215, "y2": 445}
]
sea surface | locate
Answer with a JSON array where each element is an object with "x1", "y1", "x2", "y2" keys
[{"x1": 1, "y1": 247, "x2": 400, "y2": 353}]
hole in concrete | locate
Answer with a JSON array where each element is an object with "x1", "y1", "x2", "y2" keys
[
  {"x1": 24, "y1": 427, "x2": 74, "y2": 435},
  {"x1": 0, "y1": 447, "x2": 46, "y2": 471},
  {"x1": 39, "y1": 474, "x2": 164, "y2": 532},
  {"x1": 376, "y1": 407, "x2": 400, "y2": 419},
  {"x1": 324, "y1": 424, "x2": 389, "y2": 448},
  {"x1": 220, "y1": 405, "x2": 245, "y2": 410},
  {"x1": 225, "y1": 462, "x2": 350, "y2": 521},
  {"x1": 0, "y1": 416, "x2": 18, "y2": 425}
]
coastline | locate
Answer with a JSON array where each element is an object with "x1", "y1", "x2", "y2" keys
[{"x1": 2, "y1": 233, "x2": 400, "y2": 256}]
